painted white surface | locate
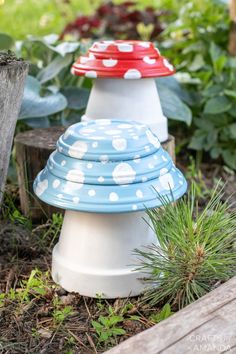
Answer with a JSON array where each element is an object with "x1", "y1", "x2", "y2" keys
[
  {"x1": 83, "y1": 78, "x2": 168, "y2": 142},
  {"x1": 52, "y1": 210, "x2": 157, "y2": 298}
]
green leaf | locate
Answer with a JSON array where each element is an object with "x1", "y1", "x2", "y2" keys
[
  {"x1": 204, "y1": 96, "x2": 231, "y2": 114},
  {"x1": 203, "y1": 84, "x2": 223, "y2": 98},
  {"x1": 188, "y1": 54, "x2": 205, "y2": 72},
  {"x1": 60, "y1": 87, "x2": 90, "y2": 110},
  {"x1": 209, "y1": 42, "x2": 222, "y2": 63},
  {"x1": 0, "y1": 33, "x2": 14, "y2": 50},
  {"x1": 156, "y1": 77, "x2": 193, "y2": 105},
  {"x1": 157, "y1": 83, "x2": 192, "y2": 125},
  {"x1": 37, "y1": 54, "x2": 72, "y2": 83},
  {"x1": 19, "y1": 76, "x2": 67, "y2": 119},
  {"x1": 91, "y1": 320, "x2": 103, "y2": 331},
  {"x1": 214, "y1": 55, "x2": 227, "y2": 75},
  {"x1": 111, "y1": 328, "x2": 126, "y2": 335},
  {"x1": 53, "y1": 42, "x2": 80, "y2": 57},
  {"x1": 222, "y1": 150, "x2": 236, "y2": 169},
  {"x1": 224, "y1": 89, "x2": 236, "y2": 98},
  {"x1": 210, "y1": 147, "x2": 221, "y2": 159},
  {"x1": 229, "y1": 123, "x2": 236, "y2": 139},
  {"x1": 189, "y1": 131, "x2": 206, "y2": 150}
]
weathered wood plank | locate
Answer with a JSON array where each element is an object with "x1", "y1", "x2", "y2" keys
[
  {"x1": 0, "y1": 60, "x2": 28, "y2": 206},
  {"x1": 104, "y1": 276, "x2": 236, "y2": 354}
]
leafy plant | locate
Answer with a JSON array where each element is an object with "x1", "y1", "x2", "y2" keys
[
  {"x1": 52, "y1": 304, "x2": 74, "y2": 324},
  {"x1": 61, "y1": 1, "x2": 166, "y2": 41},
  {"x1": 136, "y1": 183, "x2": 236, "y2": 309},
  {"x1": 160, "y1": 0, "x2": 236, "y2": 168},
  {"x1": 92, "y1": 305, "x2": 126, "y2": 343},
  {"x1": 149, "y1": 303, "x2": 173, "y2": 323},
  {"x1": 4, "y1": 269, "x2": 51, "y2": 305}
]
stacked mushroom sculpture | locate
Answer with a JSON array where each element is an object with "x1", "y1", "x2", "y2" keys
[
  {"x1": 34, "y1": 119, "x2": 187, "y2": 298},
  {"x1": 71, "y1": 40, "x2": 175, "y2": 142}
]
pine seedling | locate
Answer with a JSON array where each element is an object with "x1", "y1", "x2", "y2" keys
[{"x1": 136, "y1": 182, "x2": 236, "y2": 309}]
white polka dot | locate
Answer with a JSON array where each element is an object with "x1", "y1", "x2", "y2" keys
[
  {"x1": 163, "y1": 58, "x2": 174, "y2": 72},
  {"x1": 159, "y1": 173, "x2": 174, "y2": 190},
  {"x1": 105, "y1": 129, "x2": 122, "y2": 135},
  {"x1": 68, "y1": 141, "x2": 88, "y2": 159},
  {"x1": 96, "y1": 119, "x2": 111, "y2": 125},
  {"x1": 136, "y1": 190, "x2": 143, "y2": 198},
  {"x1": 179, "y1": 180, "x2": 183, "y2": 185},
  {"x1": 112, "y1": 138, "x2": 127, "y2": 151},
  {"x1": 146, "y1": 130, "x2": 160, "y2": 148},
  {"x1": 102, "y1": 59, "x2": 118, "y2": 67},
  {"x1": 109, "y1": 192, "x2": 119, "y2": 202},
  {"x1": 98, "y1": 176, "x2": 104, "y2": 183},
  {"x1": 80, "y1": 128, "x2": 95, "y2": 134},
  {"x1": 160, "y1": 168, "x2": 168, "y2": 176},
  {"x1": 132, "y1": 204, "x2": 138, "y2": 210},
  {"x1": 61, "y1": 160, "x2": 66, "y2": 166},
  {"x1": 153, "y1": 155, "x2": 158, "y2": 160},
  {"x1": 89, "y1": 53, "x2": 96, "y2": 59},
  {"x1": 162, "y1": 155, "x2": 168, "y2": 162},
  {"x1": 178, "y1": 173, "x2": 183, "y2": 179},
  {"x1": 66, "y1": 169, "x2": 85, "y2": 183},
  {"x1": 85, "y1": 71, "x2": 97, "y2": 78},
  {"x1": 35, "y1": 179, "x2": 48, "y2": 196},
  {"x1": 133, "y1": 155, "x2": 141, "y2": 163},
  {"x1": 132, "y1": 136, "x2": 139, "y2": 140},
  {"x1": 91, "y1": 136, "x2": 104, "y2": 140},
  {"x1": 145, "y1": 145, "x2": 151, "y2": 152},
  {"x1": 124, "y1": 69, "x2": 142, "y2": 79},
  {"x1": 53, "y1": 179, "x2": 60, "y2": 188},
  {"x1": 64, "y1": 128, "x2": 73, "y2": 139},
  {"x1": 92, "y1": 142, "x2": 98, "y2": 148},
  {"x1": 80, "y1": 56, "x2": 89, "y2": 64},
  {"x1": 117, "y1": 43, "x2": 133, "y2": 52},
  {"x1": 57, "y1": 194, "x2": 63, "y2": 199},
  {"x1": 96, "y1": 41, "x2": 113, "y2": 51},
  {"x1": 112, "y1": 163, "x2": 136, "y2": 185},
  {"x1": 143, "y1": 56, "x2": 156, "y2": 64},
  {"x1": 64, "y1": 181, "x2": 83, "y2": 193},
  {"x1": 118, "y1": 124, "x2": 133, "y2": 129},
  {"x1": 139, "y1": 42, "x2": 150, "y2": 48},
  {"x1": 100, "y1": 155, "x2": 109, "y2": 164},
  {"x1": 87, "y1": 162, "x2": 93, "y2": 169},
  {"x1": 155, "y1": 47, "x2": 161, "y2": 55},
  {"x1": 73, "y1": 197, "x2": 80, "y2": 204},
  {"x1": 88, "y1": 189, "x2": 96, "y2": 197},
  {"x1": 148, "y1": 163, "x2": 154, "y2": 169},
  {"x1": 142, "y1": 176, "x2": 148, "y2": 182}
]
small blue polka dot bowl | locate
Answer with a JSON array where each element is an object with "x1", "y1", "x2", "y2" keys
[{"x1": 33, "y1": 120, "x2": 187, "y2": 213}]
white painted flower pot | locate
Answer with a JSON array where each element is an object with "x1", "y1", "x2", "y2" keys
[
  {"x1": 52, "y1": 210, "x2": 157, "y2": 298},
  {"x1": 83, "y1": 78, "x2": 168, "y2": 142}
]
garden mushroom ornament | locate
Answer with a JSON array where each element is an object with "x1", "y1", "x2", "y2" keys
[
  {"x1": 71, "y1": 40, "x2": 175, "y2": 142},
  {"x1": 34, "y1": 119, "x2": 187, "y2": 298}
]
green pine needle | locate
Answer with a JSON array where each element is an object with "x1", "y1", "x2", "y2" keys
[{"x1": 135, "y1": 182, "x2": 236, "y2": 309}]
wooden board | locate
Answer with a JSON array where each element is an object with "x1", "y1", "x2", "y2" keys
[
  {"x1": 14, "y1": 127, "x2": 65, "y2": 220},
  {"x1": 105, "y1": 276, "x2": 236, "y2": 354},
  {"x1": 0, "y1": 61, "x2": 28, "y2": 206}
]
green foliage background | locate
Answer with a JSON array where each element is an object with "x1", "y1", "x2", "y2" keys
[{"x1": 0, "y1": 0, "x2": 176, "y2": 39}]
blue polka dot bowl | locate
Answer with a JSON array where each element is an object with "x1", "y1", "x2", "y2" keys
[{"x1": 34, "y1": 120, "x2": 187, "y2": 213}]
